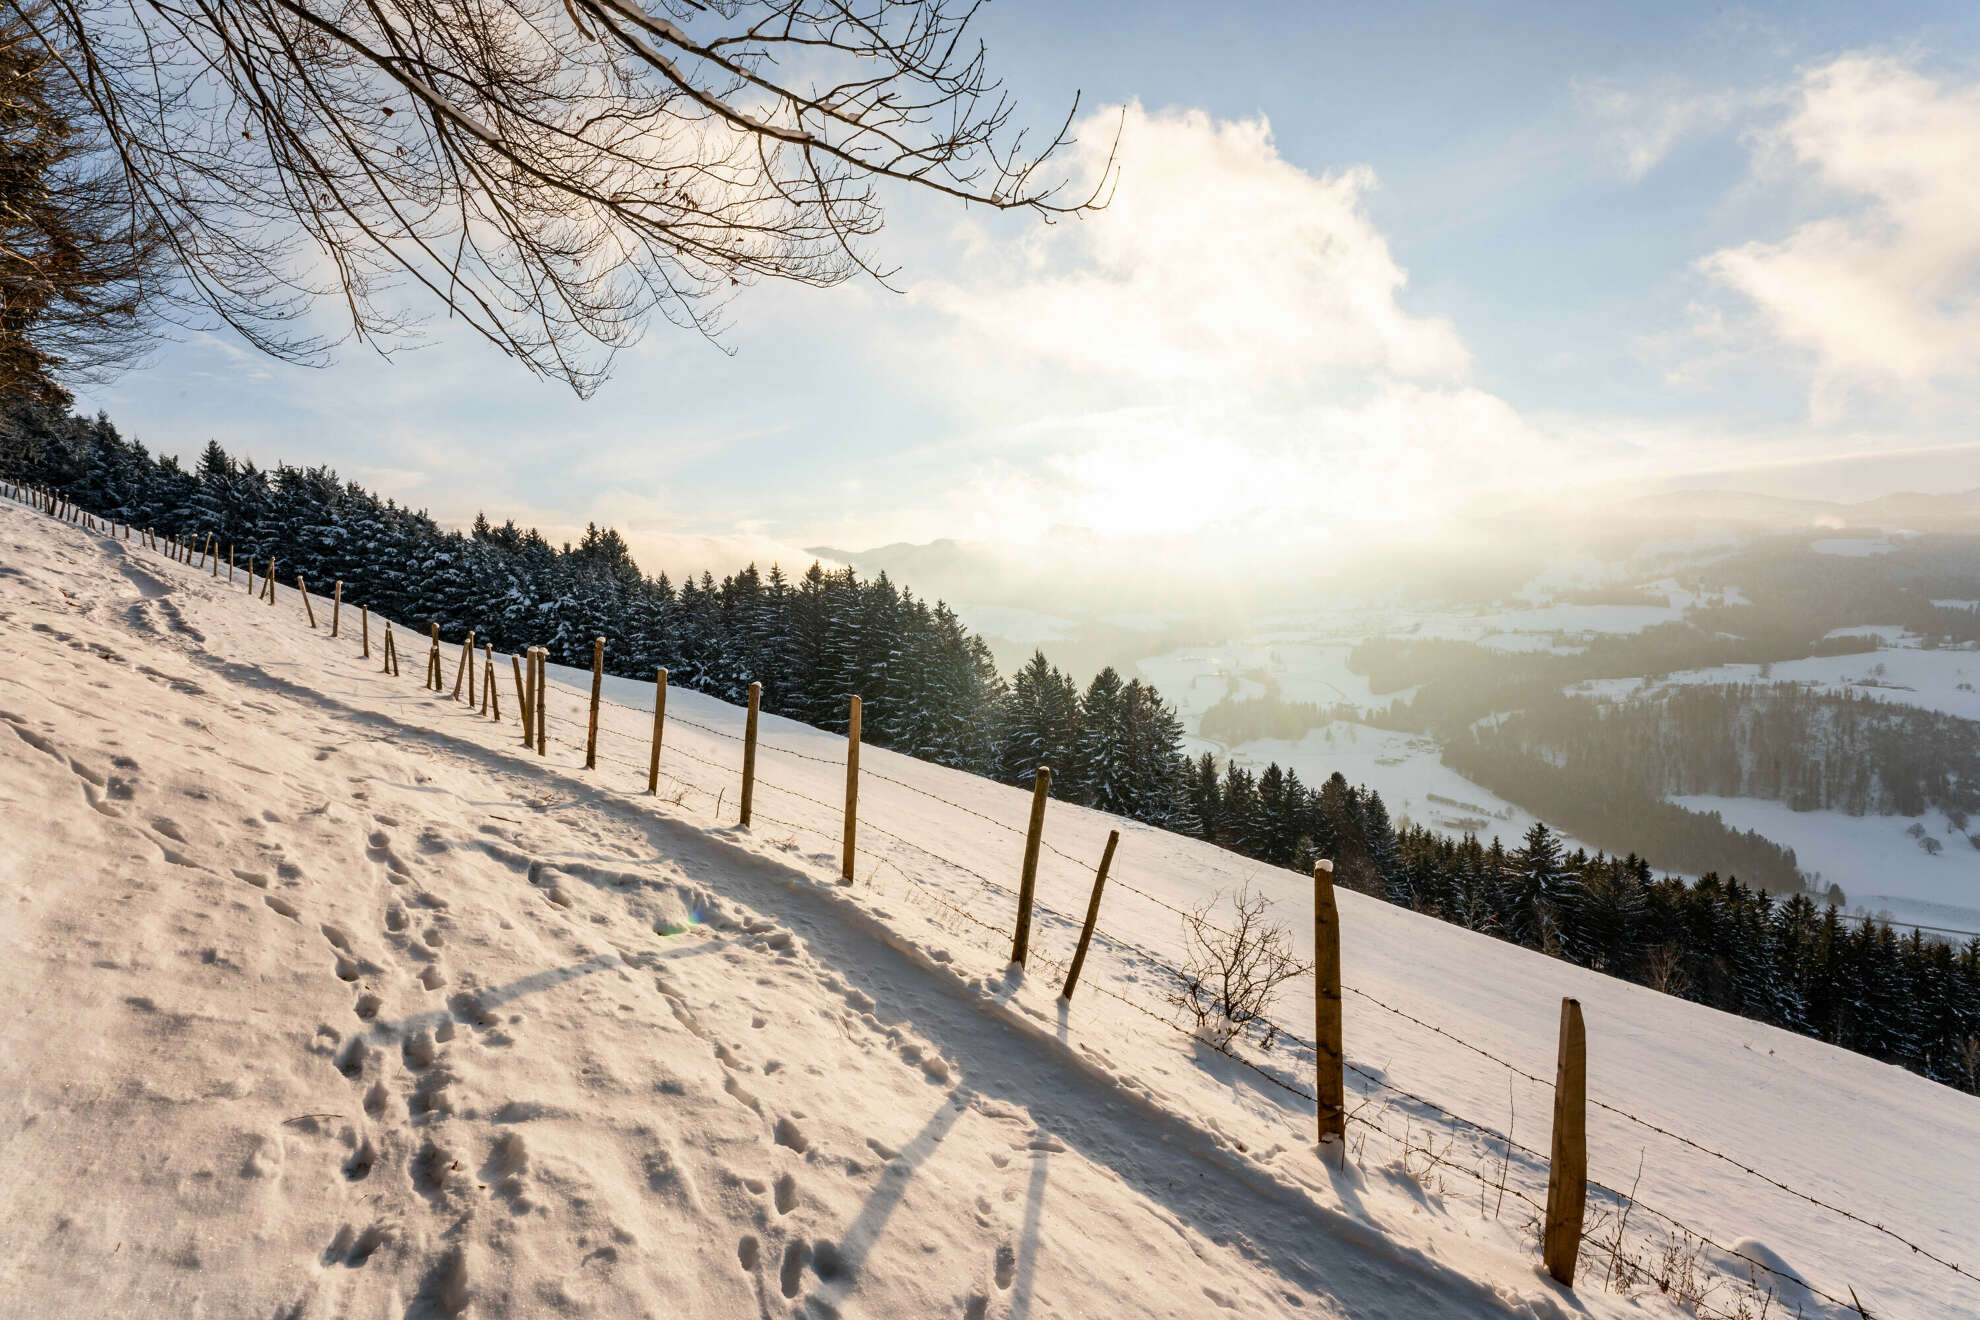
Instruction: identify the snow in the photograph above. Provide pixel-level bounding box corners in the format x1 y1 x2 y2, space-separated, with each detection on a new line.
1810 537 1897 557
1672 797 1980 934
1219 722 1574 843
1820 624 1906 643
1136 642 1416 722
1572 649 1980 721
1413 601 1685 642
4 497 1978 1319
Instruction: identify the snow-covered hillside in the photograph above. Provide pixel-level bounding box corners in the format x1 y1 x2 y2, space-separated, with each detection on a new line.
3 495 1975 1319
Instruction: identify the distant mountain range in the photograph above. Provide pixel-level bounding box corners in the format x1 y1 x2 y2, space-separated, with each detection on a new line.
810 488 1980 619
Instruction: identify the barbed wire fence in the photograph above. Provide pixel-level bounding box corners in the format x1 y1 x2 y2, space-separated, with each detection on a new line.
7 478 1971 1319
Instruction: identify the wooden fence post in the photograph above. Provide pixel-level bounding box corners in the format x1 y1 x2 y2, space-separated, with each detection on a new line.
513 653 532 745
265 558 276 603
297 576 317 628
840 695 861 882
1314 859 1345 1145
209 536 218 575
585 636 604 770
331 581 341 637
1060 829 1120 1000
534 649 547 757
228 543 234 581
647 668 668 794
739 681 761 825
1543 997 1587 1288
452 631 474 700
361 605 370 659
427 623 442 690
1010 766 1052 966
485 645 499 720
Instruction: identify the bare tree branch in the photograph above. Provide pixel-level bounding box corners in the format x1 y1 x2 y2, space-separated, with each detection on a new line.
19 0 1115 394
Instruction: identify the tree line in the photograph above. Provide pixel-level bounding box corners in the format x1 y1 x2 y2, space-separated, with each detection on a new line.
6 397 1977 1092
1471 684 1980 825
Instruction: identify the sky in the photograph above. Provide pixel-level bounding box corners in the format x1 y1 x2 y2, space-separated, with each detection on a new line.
76 0 1980 583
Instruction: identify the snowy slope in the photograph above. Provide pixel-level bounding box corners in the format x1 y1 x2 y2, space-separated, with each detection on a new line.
1672 797 1980 935
2 496 1976 1319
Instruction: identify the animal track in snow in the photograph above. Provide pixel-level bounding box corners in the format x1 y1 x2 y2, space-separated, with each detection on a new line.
773 1172 798 1215
324 1221 390 1267
343 1138 376 1182
779 1241 811 1298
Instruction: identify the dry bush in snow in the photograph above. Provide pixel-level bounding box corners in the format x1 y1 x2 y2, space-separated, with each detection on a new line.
1167 882 1307 1050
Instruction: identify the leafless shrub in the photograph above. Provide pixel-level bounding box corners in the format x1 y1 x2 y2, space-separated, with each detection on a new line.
1166 882 1307 1050
1646 941 1690 997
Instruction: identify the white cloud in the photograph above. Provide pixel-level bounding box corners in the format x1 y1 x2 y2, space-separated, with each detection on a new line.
1572 76 1757 181
1700 56 1980 418
886 103 1569 550
918 103 1469 390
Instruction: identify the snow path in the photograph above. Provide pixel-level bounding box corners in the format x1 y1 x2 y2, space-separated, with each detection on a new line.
0 516 1593 1315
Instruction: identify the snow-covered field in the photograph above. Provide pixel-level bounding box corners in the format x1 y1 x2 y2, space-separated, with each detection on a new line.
1574 647 1980 723
1136 642 1415 722
1220 722 1584 847
1673 797 1980 934
4 496 1977 1318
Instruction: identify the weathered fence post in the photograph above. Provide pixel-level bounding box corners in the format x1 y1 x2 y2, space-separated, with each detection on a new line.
331 581 342 637
528 649 541 749
382 622 396 674
1061 829 1120 999
1010 766 1052 966
228 544 234 581
739 681 761 826
427 623 442 690
452 630 474 700
647 668 668 794
209 536 218 575
585 636 604 770
1314 859 1345 1145
840 695 861 882
297 576 317 628
264 558 277 603
361 605 371 659
486 645 499 720
513 653 532 745
1544 997 1588 1287
244 554 254 592
534 649 547 757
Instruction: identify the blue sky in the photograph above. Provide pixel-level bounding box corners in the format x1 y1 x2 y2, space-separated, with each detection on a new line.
78 1 1980 579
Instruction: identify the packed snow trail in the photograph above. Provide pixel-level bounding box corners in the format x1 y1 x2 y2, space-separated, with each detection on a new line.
1 495 1973 1318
